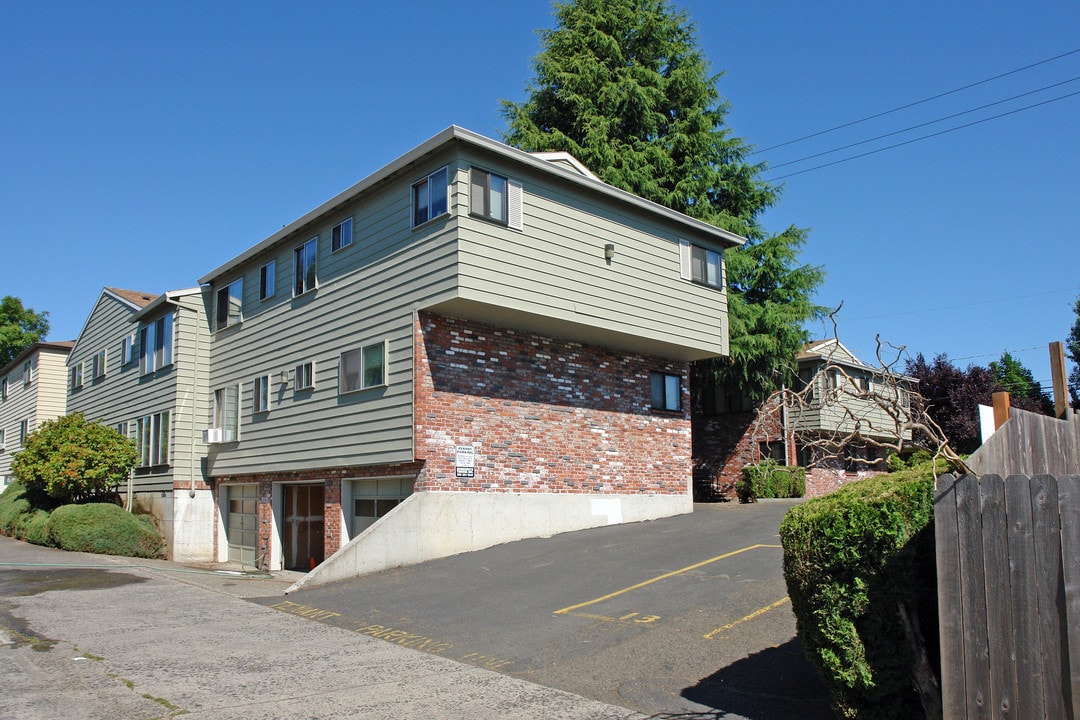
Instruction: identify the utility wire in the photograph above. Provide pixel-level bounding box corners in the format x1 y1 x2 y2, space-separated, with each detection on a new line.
752 47 1080 155
768 75 1080 170
846 285 1080 322
766 88 1080 181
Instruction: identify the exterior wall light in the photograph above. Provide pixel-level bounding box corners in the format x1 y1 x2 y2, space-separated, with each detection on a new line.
604 243 615 260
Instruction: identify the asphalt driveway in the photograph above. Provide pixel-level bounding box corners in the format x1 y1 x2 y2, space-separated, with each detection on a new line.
254 499 834 718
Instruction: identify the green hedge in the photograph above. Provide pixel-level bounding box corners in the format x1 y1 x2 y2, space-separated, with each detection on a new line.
737 459 806 502
779 462 940 719
0 481 164 559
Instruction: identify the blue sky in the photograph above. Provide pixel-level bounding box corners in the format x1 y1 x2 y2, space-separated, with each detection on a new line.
3 1 1078 392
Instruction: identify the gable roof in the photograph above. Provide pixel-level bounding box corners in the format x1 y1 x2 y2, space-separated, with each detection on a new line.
70 287 159 357
0 341 75 377
132 287 203 322
198 125 746 286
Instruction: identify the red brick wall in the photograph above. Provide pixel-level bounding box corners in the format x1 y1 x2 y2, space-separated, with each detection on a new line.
414 312 692 496
692 395 790 500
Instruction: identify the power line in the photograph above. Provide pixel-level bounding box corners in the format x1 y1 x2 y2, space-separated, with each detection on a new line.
767 75 1080 170
752 47 1080 155
765 88 1080 181
846 285 1080 322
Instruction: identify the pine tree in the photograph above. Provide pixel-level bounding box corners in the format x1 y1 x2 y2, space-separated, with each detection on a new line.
502 0 824 399
1067 296 1080 409
988 351 1051 415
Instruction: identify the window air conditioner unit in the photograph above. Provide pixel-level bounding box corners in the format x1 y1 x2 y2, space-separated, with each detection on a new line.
204 428 224 444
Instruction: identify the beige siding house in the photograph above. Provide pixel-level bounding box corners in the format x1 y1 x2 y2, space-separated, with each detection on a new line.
67 287 214 560
0 342 74 487
197 126 742 582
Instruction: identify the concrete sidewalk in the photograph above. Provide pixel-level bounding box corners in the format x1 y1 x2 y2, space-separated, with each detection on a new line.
0 537 643 719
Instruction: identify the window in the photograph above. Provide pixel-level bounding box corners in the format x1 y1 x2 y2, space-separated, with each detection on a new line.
650 371 681 412
1 378 7 401
295 361 314 391
19 420 28 445
253 375 270 413
121 332 138 365
352 477 414 535
294 238 317 296
470 168 508 224
116 421 128 437
217 278 243 329
23 361 32 386
70 363 84 390
260 261 276 301
679 240 723 289
213 385 240 442
340 341 386 394
91 349 106 379
140 313 173 374
0 428 5 452
760 441 786 463
332 218 353 252
136 411 170 467
412 167 448 227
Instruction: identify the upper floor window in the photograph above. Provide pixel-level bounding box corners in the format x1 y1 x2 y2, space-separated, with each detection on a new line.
23 361 32 386
91 349 106 380
412 167 448 227
260 261 276 301
253 374 270 414
294 238 317 296
0 428 5 451
1 377 7 401
679 240 722 289
70 363 84 390
295 361 315 391
650 371 682 412
339 341 386 394
470 168 508 224
332 218 353 252
121 332 138 365
212 385 240 443
19 419 28 445
140 313 173 375
217 278 243 329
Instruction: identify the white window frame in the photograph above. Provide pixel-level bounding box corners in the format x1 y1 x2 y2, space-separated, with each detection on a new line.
260 261 276 301
213 385 240 442
116 421 128 438
411 167 449 227
121 332 138 365
678 239 723 289
294 237 318 296
253 374 270 414
136 411 170 468
331 217 353 252
650 371 682 412
91 349 106 379
470 167 509 224
217 278 244 329
339 340 387 394
140 313 174 375
70 362 84 390
295 361 315 391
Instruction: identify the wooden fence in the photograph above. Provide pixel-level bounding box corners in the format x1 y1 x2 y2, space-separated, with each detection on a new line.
968 407 1080 477
935 473 1080 719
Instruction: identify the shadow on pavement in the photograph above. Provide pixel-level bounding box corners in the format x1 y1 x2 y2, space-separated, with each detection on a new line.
671 637 835 720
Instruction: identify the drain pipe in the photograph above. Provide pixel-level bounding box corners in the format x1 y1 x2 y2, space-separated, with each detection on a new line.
781 384 791 466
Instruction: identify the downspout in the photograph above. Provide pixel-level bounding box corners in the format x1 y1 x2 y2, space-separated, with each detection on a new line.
127 467 134 511
781 384 791 466
189 302 198 498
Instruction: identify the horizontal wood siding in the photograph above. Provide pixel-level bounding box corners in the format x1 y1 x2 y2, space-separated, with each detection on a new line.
67 292 204 494
453 153 728 358
0 349 69 477
204 160 462 478
169 295 212 490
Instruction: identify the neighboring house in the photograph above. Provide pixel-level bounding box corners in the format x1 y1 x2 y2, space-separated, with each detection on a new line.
66 287 214 561
0 341 74 487
196 125 744 581
693 338 916 498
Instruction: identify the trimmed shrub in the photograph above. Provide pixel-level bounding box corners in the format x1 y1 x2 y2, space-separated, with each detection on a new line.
779 462 941 719
46 504 164 559
737 459 806 502
0 481 31 535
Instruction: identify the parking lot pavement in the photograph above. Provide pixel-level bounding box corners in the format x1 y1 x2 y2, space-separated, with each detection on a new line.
256 500 834 719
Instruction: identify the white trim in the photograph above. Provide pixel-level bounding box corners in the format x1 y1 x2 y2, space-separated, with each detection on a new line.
678 239 691 281
508 180 523 231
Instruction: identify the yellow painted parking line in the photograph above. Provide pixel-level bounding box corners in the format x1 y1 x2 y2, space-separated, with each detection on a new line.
554 544 782 616
703 596 790 640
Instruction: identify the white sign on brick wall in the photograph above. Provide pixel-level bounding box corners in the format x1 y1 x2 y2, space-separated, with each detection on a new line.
455 445 476 478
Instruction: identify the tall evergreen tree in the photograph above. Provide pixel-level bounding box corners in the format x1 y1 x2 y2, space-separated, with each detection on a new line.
988 351 1052 415
502 0 825 399
0 296 49 368
1068 296 1080 409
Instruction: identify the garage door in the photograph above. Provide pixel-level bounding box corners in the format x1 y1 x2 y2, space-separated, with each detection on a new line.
227 484 258 564
352 477 413 536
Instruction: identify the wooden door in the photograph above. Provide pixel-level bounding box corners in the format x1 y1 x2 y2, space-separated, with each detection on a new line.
283 484 324 571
